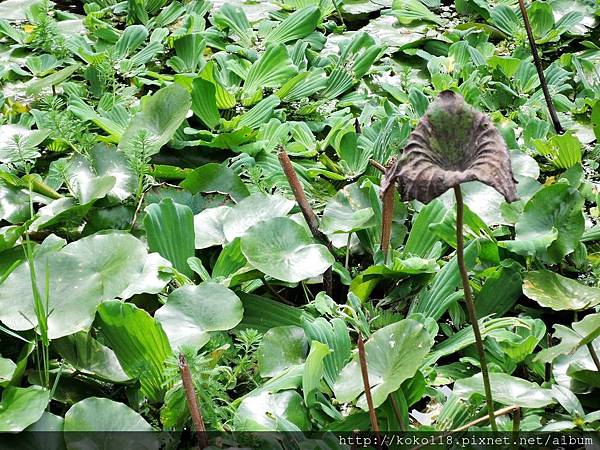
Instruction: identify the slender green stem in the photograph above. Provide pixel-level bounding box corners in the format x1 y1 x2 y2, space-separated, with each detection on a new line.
345 232 352 269
454 186 497 432
586 343 600 372
135 173 144 202
517 0 563 134
25 171 50 388
545 332 552 382
332 0 345 28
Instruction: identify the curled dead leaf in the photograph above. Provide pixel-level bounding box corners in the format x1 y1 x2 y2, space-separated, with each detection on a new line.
383 90 518 204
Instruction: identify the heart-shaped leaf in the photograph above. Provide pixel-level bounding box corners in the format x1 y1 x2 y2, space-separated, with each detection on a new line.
241 217 334 283
119 83 191 156
193 205 230 249
64 397 156 450
321 181 376 234
155 282 243 351
523 270 600 311
223 193 294 242
501 183 584 264
333 318 432 410
181 163 249 202
234 390 310 431
0 232 167 339
257 325 308 378
0 386 50 432
454 372 554 408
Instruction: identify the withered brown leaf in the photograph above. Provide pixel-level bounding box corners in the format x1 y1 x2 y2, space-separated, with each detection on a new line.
383 90 518 204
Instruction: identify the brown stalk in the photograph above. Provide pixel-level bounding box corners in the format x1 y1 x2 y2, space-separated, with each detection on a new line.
517 0 564 134
370 158 395 259
390 394 407 431
512 406 521 450
357 335 381 437
178 353 208 449
278 146 333 296
380 184 395 260
369 159 386 173
454 186 497 432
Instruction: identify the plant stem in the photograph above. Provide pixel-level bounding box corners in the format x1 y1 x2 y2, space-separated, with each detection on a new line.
586 343 600 372
512 406 521 450
545 332 552 382
357 335 380 436
454 186 497 432
369 159 386 174
178 353 208 449
25 174 50 388
278 146 333 297
130 191 146 231
390 394 407 431
345 232 352 269
332 0 345 28
517 0 564 134
380 183 395 260
453 405 518 433
410 405 518 450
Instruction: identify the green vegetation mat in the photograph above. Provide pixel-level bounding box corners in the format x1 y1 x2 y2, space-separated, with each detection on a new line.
0 0 599 443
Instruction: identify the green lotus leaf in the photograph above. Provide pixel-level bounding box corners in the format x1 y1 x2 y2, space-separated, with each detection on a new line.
454 372 555 408
333 318 432 410
234 390 310 431
0 232 167 339
64 397 157 449
523 269 600 311
500 183 584 263
223 193 294 242
0 386 50 432
257 325 308 378
119 83 191 156
155 282 243 351
241 217 334 283
321 181 376 234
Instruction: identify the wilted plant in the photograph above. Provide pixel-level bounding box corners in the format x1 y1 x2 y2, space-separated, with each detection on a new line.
382 90 519 431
